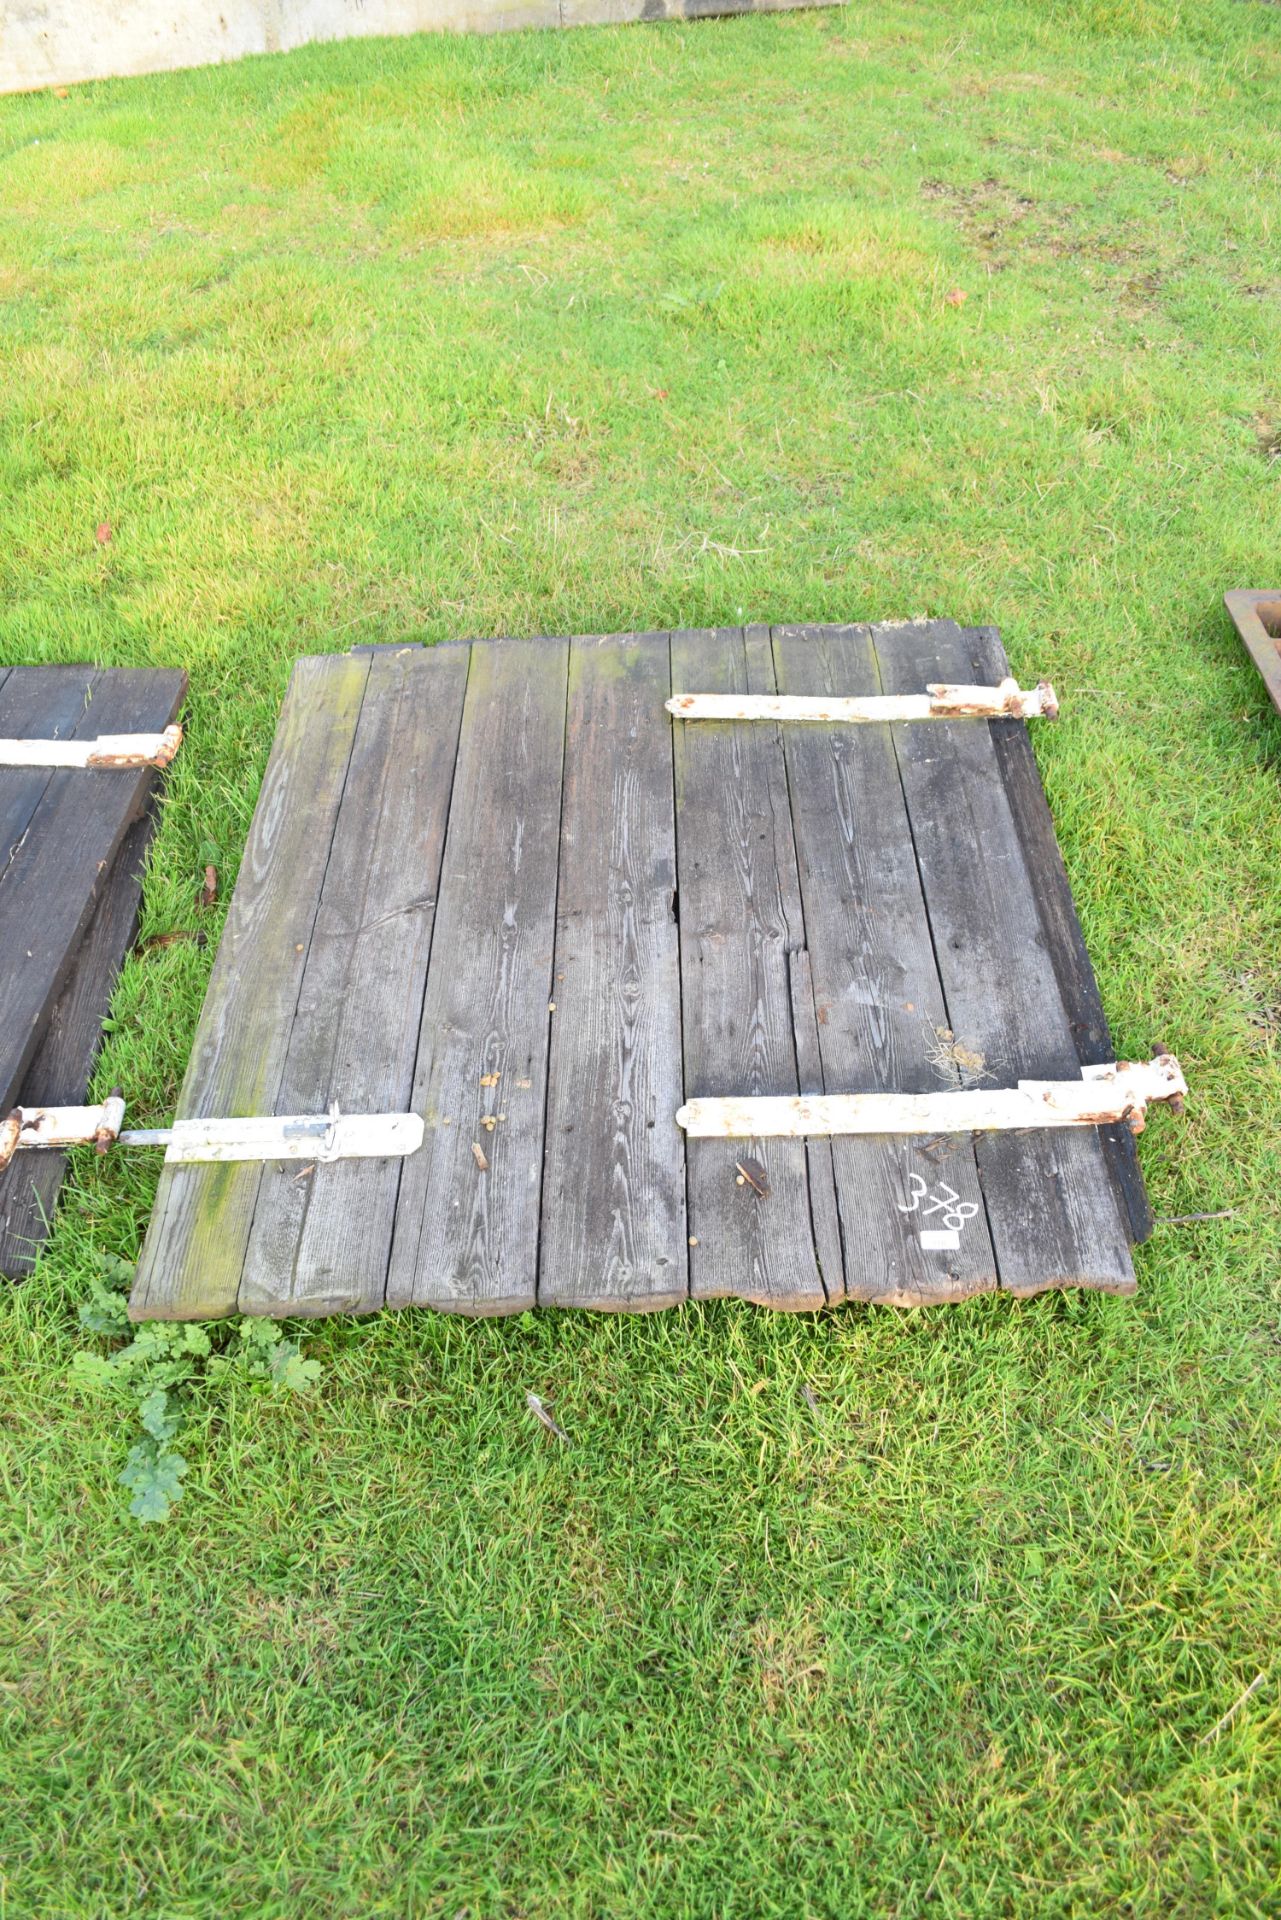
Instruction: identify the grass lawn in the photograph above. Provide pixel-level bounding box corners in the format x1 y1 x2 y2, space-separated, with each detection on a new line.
3 0 1281 1911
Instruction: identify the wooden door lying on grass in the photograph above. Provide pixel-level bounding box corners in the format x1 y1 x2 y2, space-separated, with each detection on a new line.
0 665 187 1276
129 625 1145 1321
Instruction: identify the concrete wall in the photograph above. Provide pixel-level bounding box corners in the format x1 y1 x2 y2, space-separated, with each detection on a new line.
1 0 832 93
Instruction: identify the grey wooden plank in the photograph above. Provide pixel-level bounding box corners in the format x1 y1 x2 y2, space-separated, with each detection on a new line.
671 626 826 1311
0 669 186 1118
872 620 1134 1297
0 669 101 900
0 669 105 1106
786 949 846 1303
0 806 155 1275
773 625 998 1304
964 625 1152 1244
238 646 470 1316
539 633 686 1311
386 636 569 1315
130 655 371 1320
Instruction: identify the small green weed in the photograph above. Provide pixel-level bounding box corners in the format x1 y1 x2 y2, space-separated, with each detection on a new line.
71 1254 321 1522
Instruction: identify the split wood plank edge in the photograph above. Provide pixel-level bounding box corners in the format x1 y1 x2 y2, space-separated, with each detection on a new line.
677 1055 1186 1138
0 724 183 770
0 1103 423 1166
665 678 1058 724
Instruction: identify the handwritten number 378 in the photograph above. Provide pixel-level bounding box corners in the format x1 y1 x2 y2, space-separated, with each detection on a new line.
896 1174 979 1233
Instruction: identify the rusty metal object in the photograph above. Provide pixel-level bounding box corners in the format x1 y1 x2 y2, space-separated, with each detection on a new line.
0 1109 22 1173
1151 1044 1184 1118
679 1055 1188 1139
84 723 184 770
94 1089 127 1155
666 680 1058 724
1224 591 1281 718
926 675 1059 721
7 1093 127 1154
149 724 184 768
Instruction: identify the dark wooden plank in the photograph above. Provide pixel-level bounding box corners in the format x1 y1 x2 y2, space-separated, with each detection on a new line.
539 634 686 1311
872 621 1134 1297
786 948 847 1303
386 637 570 1315
671 626 826 1311
130 655 371 1320
0 669 101 904
965 625 1152 1244
238 646 470 1316
0 669 186 1117
773 625 998 1304
0 806 156 1275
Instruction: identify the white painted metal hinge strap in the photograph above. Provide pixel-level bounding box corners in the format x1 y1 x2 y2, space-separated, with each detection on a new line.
665 678 1058 724
676 1056 1187 1139
0 724 184 770
0 1100 423 1169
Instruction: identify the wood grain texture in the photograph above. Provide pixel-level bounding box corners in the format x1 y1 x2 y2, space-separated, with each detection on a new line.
128 625 1141 1320
386 637 569 1315
872 621 1134 1298
773 624 998 1304
130 655 371 1319
965 625 1152 1244
539 634 686 1310
0 669 102 1113
238 646 469 1315
671 626 825 1310
0 671 183 1112
0 669 101 910
786 948 846 1301
0 806 154 1274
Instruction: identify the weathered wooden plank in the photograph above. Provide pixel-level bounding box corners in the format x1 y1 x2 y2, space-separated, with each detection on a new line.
786 949 846 1301
872 621 1134 1297
0 669 101 902
0 806 155 1275
671 626 825 1310
238 646 469 1316
386 637 569 1315
130 655 371 1320
965 625 1153 1244
0 669 105 1112
0 670 186 1119
773 625 998 1304
539 634 686 1311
